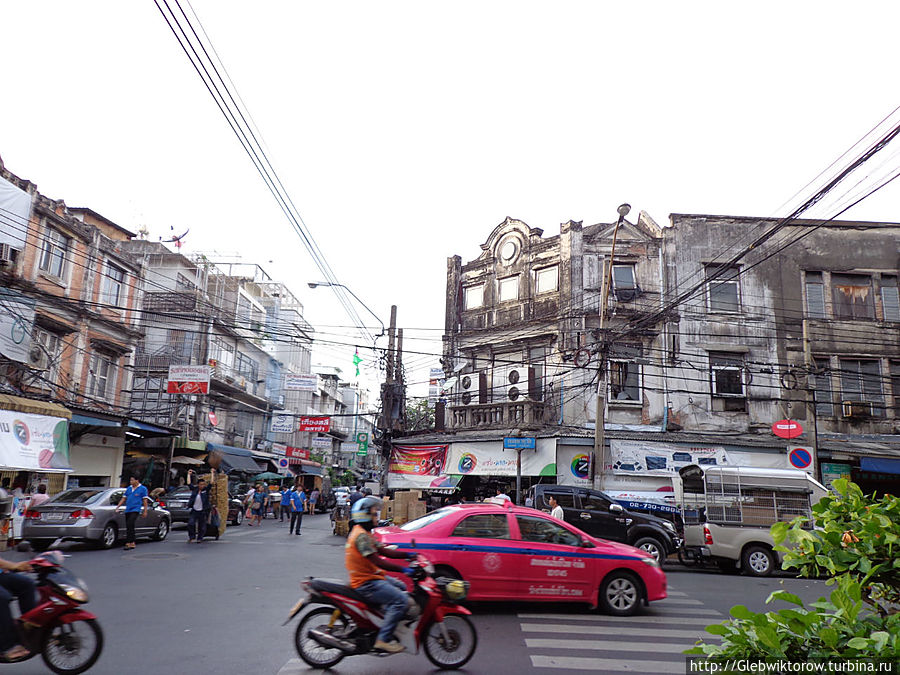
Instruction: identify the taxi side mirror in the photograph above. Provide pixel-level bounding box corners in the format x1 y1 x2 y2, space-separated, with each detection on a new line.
581 538 595 548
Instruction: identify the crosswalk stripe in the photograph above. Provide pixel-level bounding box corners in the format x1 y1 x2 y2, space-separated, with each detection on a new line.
651 607 722 616
517 614 715 625
520 623 711 639
654 598 704 605
525 638 690 653
531 655 684 672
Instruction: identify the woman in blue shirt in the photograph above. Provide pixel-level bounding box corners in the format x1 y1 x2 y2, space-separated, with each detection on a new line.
116 476 149 550
249 484 268 527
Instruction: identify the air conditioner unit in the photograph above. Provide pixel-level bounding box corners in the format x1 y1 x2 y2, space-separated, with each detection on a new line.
842 400 873 418
458 372 487 406
27 346 48 371
0 244 18 267
244 429 255 449
496 365 535 402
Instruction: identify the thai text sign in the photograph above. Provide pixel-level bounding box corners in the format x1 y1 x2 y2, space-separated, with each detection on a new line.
284 374 318 391
270 412 294 434
167 365 210 394
298 416 330 433
285 446 309 460
311 436 332 448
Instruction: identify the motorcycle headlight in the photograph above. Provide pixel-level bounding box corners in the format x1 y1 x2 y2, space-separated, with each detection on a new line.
60 583 89 603
442 579 469 602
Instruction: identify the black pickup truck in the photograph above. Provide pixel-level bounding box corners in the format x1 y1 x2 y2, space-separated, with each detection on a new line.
526 484 681 562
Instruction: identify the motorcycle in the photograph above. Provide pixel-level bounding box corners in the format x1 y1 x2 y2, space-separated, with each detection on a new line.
0 551 102 674
285 555 477 670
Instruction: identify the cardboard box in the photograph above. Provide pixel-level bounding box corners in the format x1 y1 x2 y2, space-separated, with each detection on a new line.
407 500 426 522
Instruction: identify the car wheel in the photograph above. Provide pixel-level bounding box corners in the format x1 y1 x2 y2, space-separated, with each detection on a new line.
152 519 170 541
231 509 243 526
742 545 775 577
633 536 665 563
599 571 642 616
99 524 117 550
433 565 464 582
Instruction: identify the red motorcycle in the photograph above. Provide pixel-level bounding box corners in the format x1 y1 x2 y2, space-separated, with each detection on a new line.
0 551 102 674
286 555 477 669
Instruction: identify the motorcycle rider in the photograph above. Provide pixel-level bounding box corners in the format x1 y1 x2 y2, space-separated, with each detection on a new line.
0 556 35 661
345 496 416 654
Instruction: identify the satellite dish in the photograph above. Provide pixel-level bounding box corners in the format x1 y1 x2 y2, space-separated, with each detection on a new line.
452 359 467 373
440 377 458 393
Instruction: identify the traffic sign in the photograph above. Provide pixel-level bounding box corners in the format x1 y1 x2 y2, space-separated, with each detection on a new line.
357 449 368 457
772 419 803 439
356 432 369 444
789 447 812 469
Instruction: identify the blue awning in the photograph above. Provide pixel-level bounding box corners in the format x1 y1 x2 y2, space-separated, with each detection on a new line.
71 413 120 428
126 419 176 435
300 465 323 476
206 443 264 474
860 457 900 475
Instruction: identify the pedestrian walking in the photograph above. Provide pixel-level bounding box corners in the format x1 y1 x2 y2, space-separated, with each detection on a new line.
115 475 149 550
308 488 319 514
348 486 363 508
280 486 293 522
548 494 564 520
249 484 267 527
290 485 306 535
270 487 282 520
186 468 214 543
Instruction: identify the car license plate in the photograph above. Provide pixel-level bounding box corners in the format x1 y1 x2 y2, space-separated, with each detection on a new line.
170 501 186 507
44 513 65 521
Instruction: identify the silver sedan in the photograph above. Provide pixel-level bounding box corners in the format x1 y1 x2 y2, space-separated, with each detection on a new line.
22 487 171 550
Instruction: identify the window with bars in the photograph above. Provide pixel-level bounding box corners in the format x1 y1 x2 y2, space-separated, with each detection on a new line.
881 276 900 321
39 228 69 278
892 362 900 418
839 358 884 417
805 271 826 318
811 358 834 417
706 265 741 313
832 274 875 320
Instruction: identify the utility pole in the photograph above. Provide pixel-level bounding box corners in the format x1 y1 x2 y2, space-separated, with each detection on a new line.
802 317 820 478
379 305 398 495
593 203 631 492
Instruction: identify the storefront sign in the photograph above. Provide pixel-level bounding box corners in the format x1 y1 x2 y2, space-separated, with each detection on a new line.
311 436 332 449
0 410 71 471
166 365 210 394
447 440 556 477
388 445 448 488
0 289 35 364
285 446 309 460
821 462 852 491
284 374 318 391
503 437 536 450
557 446 593 486
298 416 330 433
270 412 295 434
340 442 358 453
271 443 287 456
608 439 734 476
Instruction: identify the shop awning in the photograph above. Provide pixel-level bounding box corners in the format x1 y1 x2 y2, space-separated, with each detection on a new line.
126 419 177 435
0 394 71 419
71 414 120 427
300 459 323 476
171 456 206 466
860 457 900 475
206 443 265 474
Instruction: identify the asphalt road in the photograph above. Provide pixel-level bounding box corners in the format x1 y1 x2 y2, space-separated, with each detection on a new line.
1 514 830 675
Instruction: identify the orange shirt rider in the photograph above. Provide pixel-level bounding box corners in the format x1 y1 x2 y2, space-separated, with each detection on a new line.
345 524 411 588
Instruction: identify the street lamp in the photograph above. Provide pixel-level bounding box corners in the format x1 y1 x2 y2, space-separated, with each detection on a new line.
307 282 386 338
593 203 631 490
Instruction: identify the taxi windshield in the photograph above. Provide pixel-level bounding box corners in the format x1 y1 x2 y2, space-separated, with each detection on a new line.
399 508 454 531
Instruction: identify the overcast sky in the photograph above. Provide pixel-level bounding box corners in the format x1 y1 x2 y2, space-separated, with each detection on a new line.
2 2 899 398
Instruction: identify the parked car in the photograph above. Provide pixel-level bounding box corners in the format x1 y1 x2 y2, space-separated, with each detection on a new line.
22 487 171 550
526 484 681 563
159 486 244 528
376 502 667 615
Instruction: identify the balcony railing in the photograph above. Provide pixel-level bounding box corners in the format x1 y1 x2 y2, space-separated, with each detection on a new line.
447 400 548 431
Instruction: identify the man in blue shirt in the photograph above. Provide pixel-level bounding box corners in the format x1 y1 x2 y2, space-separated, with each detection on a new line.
289 486 306 536
280 486 293 523
116 476 149 550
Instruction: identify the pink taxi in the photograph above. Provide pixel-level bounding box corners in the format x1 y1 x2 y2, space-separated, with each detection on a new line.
376 501 667 615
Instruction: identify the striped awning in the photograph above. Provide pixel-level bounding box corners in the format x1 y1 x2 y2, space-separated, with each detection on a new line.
0 394 71 419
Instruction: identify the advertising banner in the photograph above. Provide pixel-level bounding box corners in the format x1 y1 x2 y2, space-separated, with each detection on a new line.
0 410 71 471
285 446 309 460
340 442 358 454
446 440 556 477
608 439 734 477
387 445 449 489
298 416 330 433
311 436 332 449
284 374 318 391
166 365 210 395
269 412 294 434
556 446 594 486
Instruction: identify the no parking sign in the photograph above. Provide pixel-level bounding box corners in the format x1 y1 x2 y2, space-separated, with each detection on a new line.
788 446 815 476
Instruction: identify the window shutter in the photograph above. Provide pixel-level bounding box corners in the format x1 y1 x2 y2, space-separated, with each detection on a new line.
882 285 900 321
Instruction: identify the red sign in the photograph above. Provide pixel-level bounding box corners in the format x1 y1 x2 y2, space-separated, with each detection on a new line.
167 365 210 395
298 416 330 433
772 419 803 439
285 446 310 460
208 411 218 427
389 445 447 476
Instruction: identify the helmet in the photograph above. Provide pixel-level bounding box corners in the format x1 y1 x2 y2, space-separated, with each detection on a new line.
350 496 383 524
362 487 373 496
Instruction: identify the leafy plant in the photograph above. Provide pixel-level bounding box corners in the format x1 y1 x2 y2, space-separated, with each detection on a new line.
688 479 900 660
